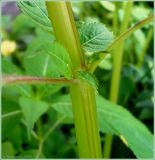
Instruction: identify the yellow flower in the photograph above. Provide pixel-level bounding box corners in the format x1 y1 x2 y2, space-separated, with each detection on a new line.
1 40 17 56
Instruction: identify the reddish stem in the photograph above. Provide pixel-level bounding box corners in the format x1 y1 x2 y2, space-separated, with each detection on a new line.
2 75 78 85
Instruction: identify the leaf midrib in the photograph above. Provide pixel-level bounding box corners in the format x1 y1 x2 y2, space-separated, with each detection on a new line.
82 32 106 47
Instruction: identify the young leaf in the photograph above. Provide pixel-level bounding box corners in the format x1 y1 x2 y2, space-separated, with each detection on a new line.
19 97 49 140
51 95 153 158
78 22 114 53
76 70 98 89
17 0 52 32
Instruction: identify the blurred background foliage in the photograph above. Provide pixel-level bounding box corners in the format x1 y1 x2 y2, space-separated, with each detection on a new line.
1 1 154 158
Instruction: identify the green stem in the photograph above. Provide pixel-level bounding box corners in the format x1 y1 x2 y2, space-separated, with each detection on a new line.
89 14 154 73
113 2 119 35
2 110 22 118
36 117 64 158
108 14 153 52
103 1 133 158
103 134 113 158
43 117 65 143
137 28 153 67
37 119 42 138
46 2 102 158
36 141 43 158
109 1 133 102
21 119 39 141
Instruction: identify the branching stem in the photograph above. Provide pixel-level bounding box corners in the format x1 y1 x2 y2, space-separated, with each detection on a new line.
35 117 65 158
2 76 78 85
89 14 154 73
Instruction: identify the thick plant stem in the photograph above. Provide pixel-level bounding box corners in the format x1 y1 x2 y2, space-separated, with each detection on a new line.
103 1 133 158
46 2 102 158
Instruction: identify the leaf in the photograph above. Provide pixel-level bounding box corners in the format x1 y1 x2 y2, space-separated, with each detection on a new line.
23 29 58 78
23 37 63 97
24 53 58 77
25 41 72 79
25 28 55 57
19 97 49 140
17 1 114 53
44 42 72 79
51 95 153 158
78 22 114 53
6 125 22 150
2 99 22 139
12 13 36 36
76 70 98 89
96 96 153 158
132 6 151 22
2 141 16 158
2 57 33 97
17 0 52 32
2 58 21 75
20 149 44 158
100 1 115 12
51 95 73 119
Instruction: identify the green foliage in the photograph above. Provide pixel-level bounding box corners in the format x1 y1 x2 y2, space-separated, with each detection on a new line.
76 70 98 89
2 141 16 158
19 97 49 140
17 0 52 32
12 13 36 37
2 58 21 75
25 41 72 79
132 6 152 22
24 52 57 77
25 28 55 57
23 28 56 77
17 1 114 54
2 98 22 140
2 1 153 159
51 94 153 158
44 43 73 79
96 96 153 158
2 58 33 97
78 22 114 53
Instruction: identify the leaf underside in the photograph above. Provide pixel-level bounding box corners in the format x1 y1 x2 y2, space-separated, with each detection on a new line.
17 0 52 32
